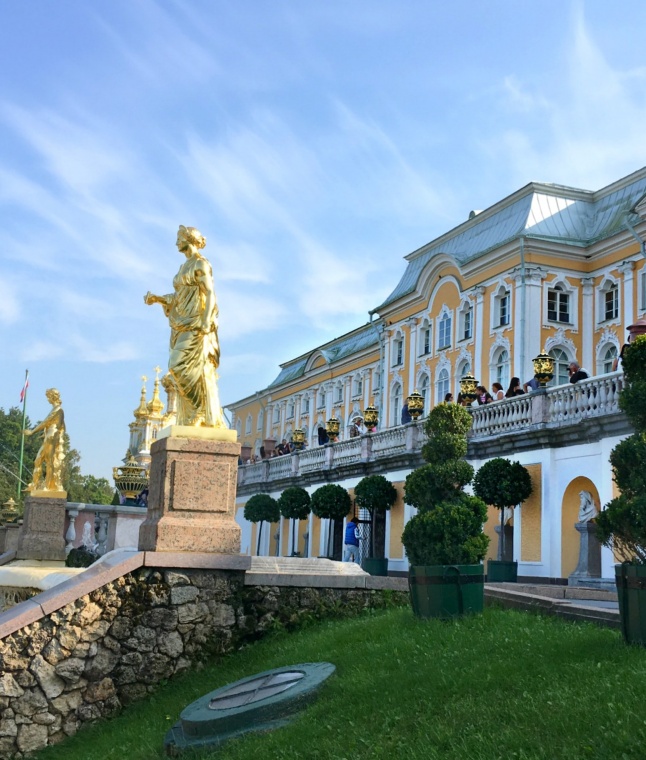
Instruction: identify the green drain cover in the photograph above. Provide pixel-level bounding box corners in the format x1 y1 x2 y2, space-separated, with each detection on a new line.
165 662 335 755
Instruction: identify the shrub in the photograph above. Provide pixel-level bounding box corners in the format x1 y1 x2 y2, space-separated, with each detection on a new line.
354 475 398 559
619 335 646 431
402 402 489 566
65 547 99 568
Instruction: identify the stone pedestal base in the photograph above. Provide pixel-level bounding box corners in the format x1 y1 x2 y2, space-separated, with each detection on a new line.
138 435 241 554
16 496 67 561
569 521 601 586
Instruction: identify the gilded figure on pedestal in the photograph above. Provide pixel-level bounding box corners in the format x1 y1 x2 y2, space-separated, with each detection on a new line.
145 226 226 428
25 388 66 493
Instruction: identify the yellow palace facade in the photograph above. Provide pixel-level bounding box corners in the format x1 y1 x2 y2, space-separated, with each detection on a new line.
227 167 646 581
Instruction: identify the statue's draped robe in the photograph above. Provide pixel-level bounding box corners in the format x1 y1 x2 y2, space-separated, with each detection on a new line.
163 255 226 427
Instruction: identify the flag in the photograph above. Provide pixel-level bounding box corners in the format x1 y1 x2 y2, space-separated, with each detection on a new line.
20 373 29 403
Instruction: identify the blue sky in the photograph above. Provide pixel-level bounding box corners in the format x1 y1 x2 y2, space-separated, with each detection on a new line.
2 1 646 482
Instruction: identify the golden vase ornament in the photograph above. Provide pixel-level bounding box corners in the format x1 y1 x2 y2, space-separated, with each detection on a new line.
532 352 554 387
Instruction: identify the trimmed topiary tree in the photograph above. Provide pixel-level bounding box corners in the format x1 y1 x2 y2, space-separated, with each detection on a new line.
244 493 280 556
354 475 397 559
473 458 533 561
278 486 311 556
402 402 489 567
311 483 352 558
597 335 646 563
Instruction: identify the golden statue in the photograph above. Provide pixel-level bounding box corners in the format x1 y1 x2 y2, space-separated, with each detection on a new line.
25 388 66 494
145 226 226 428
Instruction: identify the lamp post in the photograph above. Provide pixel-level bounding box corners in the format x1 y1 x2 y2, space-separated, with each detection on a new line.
459 373 478 405
326 417 340 442
406 390 424 420
363 405 379 432
532 352 554 387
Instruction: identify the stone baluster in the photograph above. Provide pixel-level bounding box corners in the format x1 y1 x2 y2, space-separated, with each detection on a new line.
96 512 109 556
65 509 78 555
361 433 372 462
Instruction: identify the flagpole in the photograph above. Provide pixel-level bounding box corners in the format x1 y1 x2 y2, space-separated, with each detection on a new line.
17 369 29 500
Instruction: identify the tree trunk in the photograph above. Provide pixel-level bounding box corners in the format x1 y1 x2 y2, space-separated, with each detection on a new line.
499 508 505 561
291 519 297 555
370 509 376 559
257 520 263 556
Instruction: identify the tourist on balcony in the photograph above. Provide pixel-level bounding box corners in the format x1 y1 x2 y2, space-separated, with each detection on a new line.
568 362 589 384
475 386 493 405
318 426 329 445
505 377 525 398
444 393 454 403
492 382 505 401
401 403 412 424
276 439 290 455
612 331 632 371
343 516 361 563
523 377 540 393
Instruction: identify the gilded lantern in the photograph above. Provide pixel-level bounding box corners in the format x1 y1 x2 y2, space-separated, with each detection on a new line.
407 390 424 420
532 352 554 387
363 405 379 431
459 373 478 404
326 417 340 441
1 498 19 525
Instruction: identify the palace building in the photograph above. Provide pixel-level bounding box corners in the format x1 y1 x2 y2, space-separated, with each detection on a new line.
228 167 646 580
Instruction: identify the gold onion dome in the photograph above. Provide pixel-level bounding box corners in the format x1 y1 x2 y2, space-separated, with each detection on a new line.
133 376 148 419
147 376 165 418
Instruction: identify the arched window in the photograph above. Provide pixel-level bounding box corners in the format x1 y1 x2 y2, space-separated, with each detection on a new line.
257 409 264 431
456 359 471 396
602 345 618 374
391 383 402 427
494 349 510 389
245 414 252 435
438 313 452 350
549 348 571 385
419 320 432 356
437 368 449 403
419 374 430 414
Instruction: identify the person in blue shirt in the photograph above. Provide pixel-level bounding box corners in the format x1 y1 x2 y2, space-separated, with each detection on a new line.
343 516 360 563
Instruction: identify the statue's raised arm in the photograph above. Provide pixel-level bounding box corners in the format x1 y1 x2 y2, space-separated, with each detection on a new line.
145 226 226 428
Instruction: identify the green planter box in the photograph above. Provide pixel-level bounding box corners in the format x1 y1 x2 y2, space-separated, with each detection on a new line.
615 564 646 645
361 557 389 576
487 559 518 583
408 564 484 619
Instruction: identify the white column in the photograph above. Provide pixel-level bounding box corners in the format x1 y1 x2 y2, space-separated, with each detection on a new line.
344 376 352 424
581 276 595 372
473 286 485 382
382 331 392 428
620 260 636 328
295 394 302 428
406 317 418 395
265 403 273 439
523 267 547 380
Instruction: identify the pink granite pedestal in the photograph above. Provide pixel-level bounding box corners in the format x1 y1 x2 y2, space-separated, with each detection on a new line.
16 495 67 561
138 435 241 554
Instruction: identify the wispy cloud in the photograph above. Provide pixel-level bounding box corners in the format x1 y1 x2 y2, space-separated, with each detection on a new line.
0 277 20 324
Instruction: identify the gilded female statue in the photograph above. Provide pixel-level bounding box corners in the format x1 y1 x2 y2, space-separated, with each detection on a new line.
145 226 226 428
25 388 66 492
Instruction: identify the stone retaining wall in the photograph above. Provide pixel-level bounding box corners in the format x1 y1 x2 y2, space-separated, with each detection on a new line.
0 565 407 758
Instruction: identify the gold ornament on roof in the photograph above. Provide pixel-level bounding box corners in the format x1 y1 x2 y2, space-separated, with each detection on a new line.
144 226 227 428
24 388 66 495
147 366 165 418
134 375 148 418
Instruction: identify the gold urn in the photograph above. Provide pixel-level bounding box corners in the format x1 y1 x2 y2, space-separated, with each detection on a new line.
113 453 149 505
1 498 19 525
407 390 424 420
363 405 379 431
326 417 340 442
532 352 554 387
292 428 305 450
459 373 478 404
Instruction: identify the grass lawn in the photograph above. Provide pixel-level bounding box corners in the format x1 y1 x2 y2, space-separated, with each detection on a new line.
37 607 646 760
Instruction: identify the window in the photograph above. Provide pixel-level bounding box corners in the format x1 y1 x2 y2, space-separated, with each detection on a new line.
549 348 571 386
462 308 473 340
273 406 280 424
495 349 510 389
604 285 619 321
438 314 451 350
437 368 450 403
353 376 363 397
257 409 264 431
419 322 431 355
602 345 618 374
302 397 310 414
245 415 252 435
373 370 381 390
391 383 402 427
419 375 430 414
456 360 471 393
318 390 326 409
547 285 570 323
641 269 646 311
495 290 511 327
335 386 343 403
393 337 404 366
287 402 294 419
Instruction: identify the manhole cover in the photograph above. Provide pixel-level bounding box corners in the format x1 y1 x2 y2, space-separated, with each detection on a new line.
165 662 335 755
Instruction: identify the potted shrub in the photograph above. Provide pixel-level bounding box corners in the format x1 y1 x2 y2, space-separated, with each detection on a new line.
278 486 311 557
354 474 397 576
311 484 352 559
244 493 280 556
473 458 533 582
402 402 489 619
596 334 646 644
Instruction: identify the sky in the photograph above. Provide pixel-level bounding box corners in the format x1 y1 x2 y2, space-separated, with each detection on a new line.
2 0 646 483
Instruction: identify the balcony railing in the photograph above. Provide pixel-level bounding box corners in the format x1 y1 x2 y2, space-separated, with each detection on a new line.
237 372 626 488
